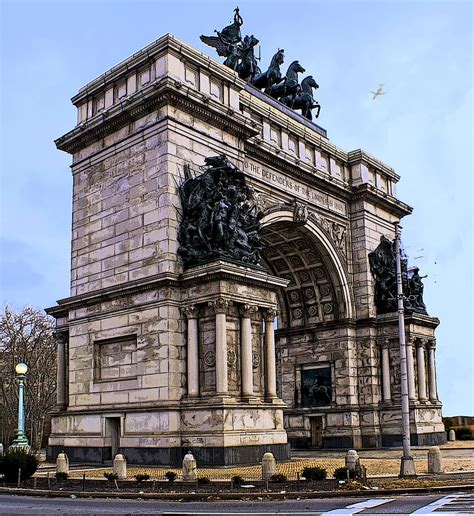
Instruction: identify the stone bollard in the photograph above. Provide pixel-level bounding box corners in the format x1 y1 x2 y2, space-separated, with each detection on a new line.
428 446 444 474
448 429 456 441
182 451 197 481
113 454 127 480
56 452 69 474
261 452 277 480
345 449 359 472
0 443 3 457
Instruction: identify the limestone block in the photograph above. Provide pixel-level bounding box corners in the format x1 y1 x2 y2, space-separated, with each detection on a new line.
182 452 198 481
113 454 127 479
427 446 443 474
262 452 276 480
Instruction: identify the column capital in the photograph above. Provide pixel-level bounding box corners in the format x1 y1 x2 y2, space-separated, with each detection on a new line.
263 308 278 322
427 339 436 350
239 304 258 318
53 330 69 344
208 297 232 314
406 336 415 346
415 337 427 348
380 338 391 349
182 305 199 319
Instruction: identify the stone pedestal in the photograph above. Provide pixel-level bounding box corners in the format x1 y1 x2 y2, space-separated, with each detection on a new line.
182 452 198 481
113 454 127 479
180 260 290 464
428 446 443 474
262 452 277 480
56 452 69 474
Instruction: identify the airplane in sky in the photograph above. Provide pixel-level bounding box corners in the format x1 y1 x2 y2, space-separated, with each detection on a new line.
371 84 386 99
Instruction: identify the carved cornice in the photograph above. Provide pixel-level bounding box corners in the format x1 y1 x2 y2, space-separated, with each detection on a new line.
56 78 259 155
45 272 180 319
352 183 412 218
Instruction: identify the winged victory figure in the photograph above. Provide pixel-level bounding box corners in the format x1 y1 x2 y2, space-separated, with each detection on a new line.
200 7 244 58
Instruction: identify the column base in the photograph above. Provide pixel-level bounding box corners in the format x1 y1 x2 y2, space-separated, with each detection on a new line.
11 430 30 449
265 396 285 405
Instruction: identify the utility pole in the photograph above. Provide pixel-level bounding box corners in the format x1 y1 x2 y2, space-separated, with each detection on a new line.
394 222 416 477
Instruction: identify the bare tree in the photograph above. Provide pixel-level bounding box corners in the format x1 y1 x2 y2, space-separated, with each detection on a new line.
0 306 57 449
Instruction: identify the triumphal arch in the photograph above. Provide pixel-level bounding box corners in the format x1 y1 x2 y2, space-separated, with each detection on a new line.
47 12 445 465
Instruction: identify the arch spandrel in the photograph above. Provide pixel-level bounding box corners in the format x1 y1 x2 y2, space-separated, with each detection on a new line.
261 209 354 324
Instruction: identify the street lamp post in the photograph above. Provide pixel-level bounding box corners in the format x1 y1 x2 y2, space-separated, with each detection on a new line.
11 362 30 448
394 223 416 477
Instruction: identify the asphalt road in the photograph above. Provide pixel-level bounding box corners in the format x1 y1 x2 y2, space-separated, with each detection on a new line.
0 492 473 515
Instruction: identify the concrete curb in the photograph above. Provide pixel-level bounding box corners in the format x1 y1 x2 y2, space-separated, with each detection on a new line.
1 483 474 501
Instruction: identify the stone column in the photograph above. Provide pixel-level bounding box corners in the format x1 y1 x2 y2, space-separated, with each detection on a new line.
263 308 278 399
380 339 391 403
183 305 200 397
209 298 231 396
427 340 438 402
239 304 258 398
416 339 428 402
54 331 68 410
295 367 302 406
406 337 416 401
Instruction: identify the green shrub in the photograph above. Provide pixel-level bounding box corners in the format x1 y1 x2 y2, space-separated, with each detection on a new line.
0 446 39 482
197 477 210 485
55 471 69 481
135 473 150 482
165 471 177 482
302 466 327 481
231 475 244 486
103 472 118 481
270 473 287 483
455 427 474 440
333 467 356 480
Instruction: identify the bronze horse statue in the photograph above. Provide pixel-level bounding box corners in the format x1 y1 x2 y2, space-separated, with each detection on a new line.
280 76 321 120
266 60 305 99
251 49 284 90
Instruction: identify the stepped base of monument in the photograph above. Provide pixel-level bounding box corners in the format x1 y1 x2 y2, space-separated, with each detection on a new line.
47 443 291 466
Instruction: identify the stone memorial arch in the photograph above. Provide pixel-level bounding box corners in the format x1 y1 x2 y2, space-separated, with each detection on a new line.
47 31 445 465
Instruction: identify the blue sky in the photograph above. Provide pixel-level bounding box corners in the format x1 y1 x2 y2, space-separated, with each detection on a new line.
1 0 472 416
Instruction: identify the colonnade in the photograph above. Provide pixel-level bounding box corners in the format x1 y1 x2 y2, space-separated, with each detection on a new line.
183 298 278 400
380 337 438 403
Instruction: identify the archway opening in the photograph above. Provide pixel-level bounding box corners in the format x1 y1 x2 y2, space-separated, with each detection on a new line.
261 221 346 329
